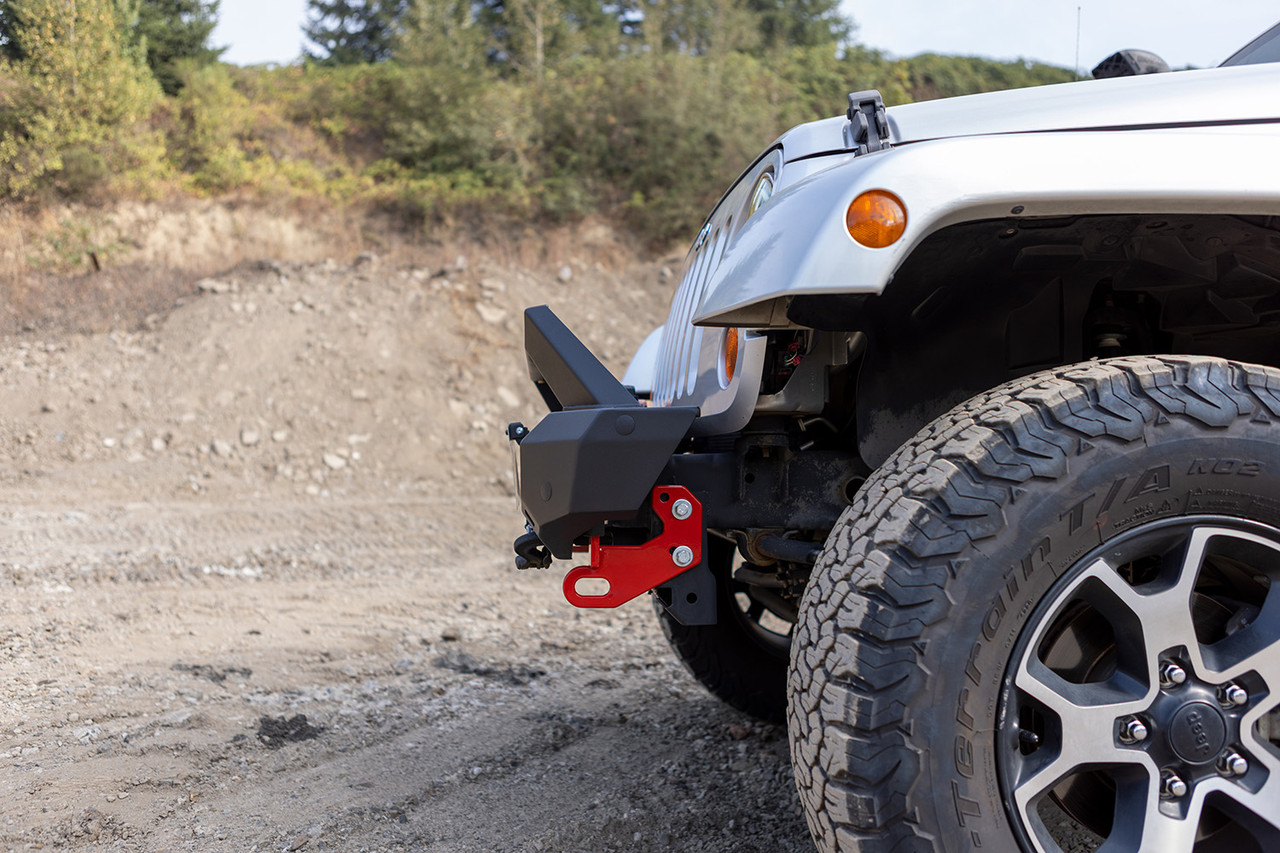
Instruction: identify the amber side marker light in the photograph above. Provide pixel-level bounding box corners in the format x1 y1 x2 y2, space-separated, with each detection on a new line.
846 190 907 248
722 328 740 385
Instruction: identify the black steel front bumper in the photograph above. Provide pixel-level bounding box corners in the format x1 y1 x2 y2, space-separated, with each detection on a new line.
511 306 698 560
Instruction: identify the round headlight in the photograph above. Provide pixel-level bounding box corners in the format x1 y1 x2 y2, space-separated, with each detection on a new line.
748 171 774 218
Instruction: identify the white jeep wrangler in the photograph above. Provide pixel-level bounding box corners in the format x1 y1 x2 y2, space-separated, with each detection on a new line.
511 23 1280 853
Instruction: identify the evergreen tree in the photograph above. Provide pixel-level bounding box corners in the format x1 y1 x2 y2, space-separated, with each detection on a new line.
136 0 224 95
386 0 533 185
304 0 408 65
632 0 759 57
745 0 851 49
476 0 625 76
0 2 24 61
396 0 484 72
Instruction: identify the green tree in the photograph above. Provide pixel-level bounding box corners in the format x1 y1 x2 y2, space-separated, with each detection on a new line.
475 0 626 79
746 0 851 49
376 0 533 219
623 0 849 56
388 0 502 170
135 0 224 95
0 1 25 60
901 53 1073 101
0 0 161 195
557 0 627 57
304 0 407 64
635 0 761 57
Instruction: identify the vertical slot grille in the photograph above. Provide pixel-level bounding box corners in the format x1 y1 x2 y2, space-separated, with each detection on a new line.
654 223 726 406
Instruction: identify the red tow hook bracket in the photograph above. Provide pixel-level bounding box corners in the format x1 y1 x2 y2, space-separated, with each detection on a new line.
563 486 703 609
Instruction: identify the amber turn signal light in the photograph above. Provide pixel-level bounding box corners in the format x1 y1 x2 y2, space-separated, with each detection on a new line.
722 328 739 385
846 190 907 248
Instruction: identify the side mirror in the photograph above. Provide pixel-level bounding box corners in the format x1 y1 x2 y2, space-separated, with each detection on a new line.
1092 49 1171 79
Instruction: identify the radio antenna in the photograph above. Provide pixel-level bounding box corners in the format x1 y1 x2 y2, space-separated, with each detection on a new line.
1074 6 1082 80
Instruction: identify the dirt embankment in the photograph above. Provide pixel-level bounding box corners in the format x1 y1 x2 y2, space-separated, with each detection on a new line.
0 206 813 851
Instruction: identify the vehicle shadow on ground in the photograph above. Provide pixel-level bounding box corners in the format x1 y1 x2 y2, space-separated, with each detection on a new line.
303 673 814 852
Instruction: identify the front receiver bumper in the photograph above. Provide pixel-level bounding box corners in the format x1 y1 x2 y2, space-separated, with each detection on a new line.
511 306 698 561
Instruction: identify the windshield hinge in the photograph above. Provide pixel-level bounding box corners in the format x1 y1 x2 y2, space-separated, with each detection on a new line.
847 90 890 154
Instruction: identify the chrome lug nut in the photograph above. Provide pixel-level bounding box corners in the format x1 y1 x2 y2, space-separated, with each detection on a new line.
1159 661 1187 688
1160 771 1189 799
671 499 693 520
1219 752 1248 777
671 545 695 568
1119 716 1149 744
1220 683 1249 708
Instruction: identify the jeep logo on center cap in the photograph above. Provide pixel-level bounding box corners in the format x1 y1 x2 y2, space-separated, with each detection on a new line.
1169 702 1227 765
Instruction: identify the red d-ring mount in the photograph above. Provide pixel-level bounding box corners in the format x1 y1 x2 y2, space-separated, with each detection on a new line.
563 486 703 609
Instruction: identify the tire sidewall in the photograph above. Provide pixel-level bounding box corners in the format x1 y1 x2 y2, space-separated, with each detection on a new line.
917 416 1280 852
657 538 792 723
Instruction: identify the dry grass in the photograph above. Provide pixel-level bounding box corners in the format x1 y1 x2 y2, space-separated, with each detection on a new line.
0 263 194 337
0 199 669 338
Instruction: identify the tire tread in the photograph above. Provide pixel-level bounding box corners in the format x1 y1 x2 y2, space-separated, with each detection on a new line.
787 356 1280 852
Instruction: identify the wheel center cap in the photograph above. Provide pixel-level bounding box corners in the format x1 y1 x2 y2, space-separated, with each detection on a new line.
1168 701 1227 765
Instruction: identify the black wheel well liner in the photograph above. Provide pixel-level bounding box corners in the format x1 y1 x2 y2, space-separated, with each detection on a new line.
787 213 1280 468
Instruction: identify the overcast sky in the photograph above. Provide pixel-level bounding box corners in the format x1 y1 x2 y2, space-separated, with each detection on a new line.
212 1 1277 72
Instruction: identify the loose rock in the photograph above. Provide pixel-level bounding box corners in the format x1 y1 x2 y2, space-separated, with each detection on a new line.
475 303 507 325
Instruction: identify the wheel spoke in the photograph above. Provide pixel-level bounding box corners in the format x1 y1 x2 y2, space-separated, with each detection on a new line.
1015 656 1146 724
1015 555 1189 704
1214 621 1280 684
1124 793 1203 853
1197 532 1280 680
1082 537 1204 672
1012 662 1147 809
1242 700 1280 770
1222 783 1280 833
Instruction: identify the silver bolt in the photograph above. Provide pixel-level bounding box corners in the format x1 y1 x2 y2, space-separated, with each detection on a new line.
1119 716 1149 744
672 545 695 568
671 499 693 520
1160 771 1188 799
1219 752 1248 777
1220 684 1249 708
1159 661 1187 688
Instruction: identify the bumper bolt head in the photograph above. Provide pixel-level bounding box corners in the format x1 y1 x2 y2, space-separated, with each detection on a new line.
671 499 693 520
1160 771 1188 799
672 545 695 568
1159 661 1187 688
1219 752 1248 777
1220 684 1248 708
1119 716 1148 744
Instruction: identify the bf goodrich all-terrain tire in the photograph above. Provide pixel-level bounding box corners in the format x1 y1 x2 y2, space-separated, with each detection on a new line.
658 538 792 723
789 356 1280 853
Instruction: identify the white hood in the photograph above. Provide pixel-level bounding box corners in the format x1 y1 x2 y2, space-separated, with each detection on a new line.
775 63 1280 162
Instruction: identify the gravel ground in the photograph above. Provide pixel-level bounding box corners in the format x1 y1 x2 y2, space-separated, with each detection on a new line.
0 248 815 851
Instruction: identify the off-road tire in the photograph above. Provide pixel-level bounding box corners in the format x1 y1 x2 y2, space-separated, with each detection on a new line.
788 356 1280 852
657 539 791 723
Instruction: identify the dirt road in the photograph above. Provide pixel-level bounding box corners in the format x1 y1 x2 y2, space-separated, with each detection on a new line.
0 248 812 851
